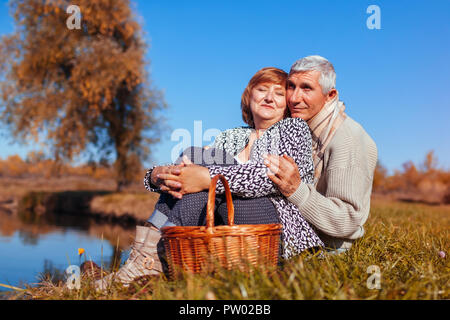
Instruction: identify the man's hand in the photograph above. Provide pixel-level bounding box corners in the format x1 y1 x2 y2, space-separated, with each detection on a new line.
264 154 301 197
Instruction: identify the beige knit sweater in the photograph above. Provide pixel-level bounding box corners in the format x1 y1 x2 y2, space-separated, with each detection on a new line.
287 116 378 250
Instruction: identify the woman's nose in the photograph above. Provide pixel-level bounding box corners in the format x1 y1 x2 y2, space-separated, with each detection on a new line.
264 90 274 102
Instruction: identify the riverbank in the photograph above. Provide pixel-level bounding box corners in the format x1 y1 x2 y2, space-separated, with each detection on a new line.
3 199 448 300
2 176 447 227
0 176 160 224
1 174 449 300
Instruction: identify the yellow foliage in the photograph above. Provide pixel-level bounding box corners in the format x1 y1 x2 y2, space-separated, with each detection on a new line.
0 154 127 182
0 0 166 190
373 151 450 204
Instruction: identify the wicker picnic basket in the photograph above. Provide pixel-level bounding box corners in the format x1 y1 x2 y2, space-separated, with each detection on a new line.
161 174 282 278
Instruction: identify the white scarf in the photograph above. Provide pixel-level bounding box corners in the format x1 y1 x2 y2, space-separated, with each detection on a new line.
307 95 347 185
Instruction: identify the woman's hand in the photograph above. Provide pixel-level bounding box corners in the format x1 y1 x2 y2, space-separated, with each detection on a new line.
179 164 211 195
264 154 301 197
156 160 211 199
151 164 184 198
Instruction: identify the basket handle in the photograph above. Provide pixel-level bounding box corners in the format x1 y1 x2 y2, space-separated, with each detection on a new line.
206 174 235 229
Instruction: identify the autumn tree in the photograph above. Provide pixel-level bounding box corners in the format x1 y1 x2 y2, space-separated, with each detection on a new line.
0 0 165 190
372 160 388 192
421 151 438 173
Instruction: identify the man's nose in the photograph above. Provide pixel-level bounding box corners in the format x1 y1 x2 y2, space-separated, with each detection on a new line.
289 88 303 106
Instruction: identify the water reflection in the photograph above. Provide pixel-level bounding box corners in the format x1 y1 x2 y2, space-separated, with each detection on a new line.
0 206 137 290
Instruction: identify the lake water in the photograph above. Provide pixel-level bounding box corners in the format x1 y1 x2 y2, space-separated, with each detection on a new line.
0 209 135 291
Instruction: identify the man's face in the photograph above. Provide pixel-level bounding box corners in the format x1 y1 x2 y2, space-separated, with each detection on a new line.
286 70 331 121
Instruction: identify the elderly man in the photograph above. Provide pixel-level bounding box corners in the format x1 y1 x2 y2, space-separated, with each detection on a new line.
263 55 378 252
95 55 377 289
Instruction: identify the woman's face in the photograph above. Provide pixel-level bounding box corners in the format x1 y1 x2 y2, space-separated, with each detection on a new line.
249 82 287 129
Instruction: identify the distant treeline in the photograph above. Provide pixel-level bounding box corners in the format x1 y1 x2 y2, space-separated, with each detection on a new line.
0 151 121 181
1 150 449 203
373 151 449 204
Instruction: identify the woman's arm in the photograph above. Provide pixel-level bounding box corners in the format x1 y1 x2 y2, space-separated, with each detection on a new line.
207 118 314 197
144 165 184 195
146 119 314 198
207 161 279 197
143 128 235 194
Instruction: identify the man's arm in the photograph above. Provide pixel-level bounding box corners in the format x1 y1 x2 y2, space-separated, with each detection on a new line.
265 130 378 239
287 166 373 238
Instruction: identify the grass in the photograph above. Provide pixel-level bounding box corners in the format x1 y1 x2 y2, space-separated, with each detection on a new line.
4 199 449 300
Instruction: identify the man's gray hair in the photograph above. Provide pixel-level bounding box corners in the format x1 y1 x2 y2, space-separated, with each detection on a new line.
289 55 336 94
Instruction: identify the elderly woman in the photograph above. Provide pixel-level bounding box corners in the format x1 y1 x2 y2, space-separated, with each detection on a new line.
96 67 323 289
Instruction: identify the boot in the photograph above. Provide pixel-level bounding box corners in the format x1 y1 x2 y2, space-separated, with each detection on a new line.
95 225 164 290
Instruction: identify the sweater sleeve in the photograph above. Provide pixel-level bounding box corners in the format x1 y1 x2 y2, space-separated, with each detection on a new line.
207 118 314 197
287 131 377 239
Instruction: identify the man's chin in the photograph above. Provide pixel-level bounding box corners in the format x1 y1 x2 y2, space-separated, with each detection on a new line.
290 112 308 120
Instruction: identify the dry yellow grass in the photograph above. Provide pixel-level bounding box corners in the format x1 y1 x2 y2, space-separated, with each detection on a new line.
89 192 160 222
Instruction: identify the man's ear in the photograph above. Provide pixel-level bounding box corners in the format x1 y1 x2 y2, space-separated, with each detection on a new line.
325 88 337 102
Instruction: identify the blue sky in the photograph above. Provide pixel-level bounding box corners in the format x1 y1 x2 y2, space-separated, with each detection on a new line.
0 0 449 173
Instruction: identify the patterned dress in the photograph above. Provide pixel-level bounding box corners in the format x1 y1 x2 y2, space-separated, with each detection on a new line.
206 118 324 258
144 118 324 258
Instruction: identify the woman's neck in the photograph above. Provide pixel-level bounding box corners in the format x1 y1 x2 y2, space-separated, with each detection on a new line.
253 128 266 139
254 119 276 137
237 122 271 163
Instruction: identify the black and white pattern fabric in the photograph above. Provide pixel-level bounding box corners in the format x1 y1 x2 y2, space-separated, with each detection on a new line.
143 118 324 258
207 118 324 259
150 146 281 228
